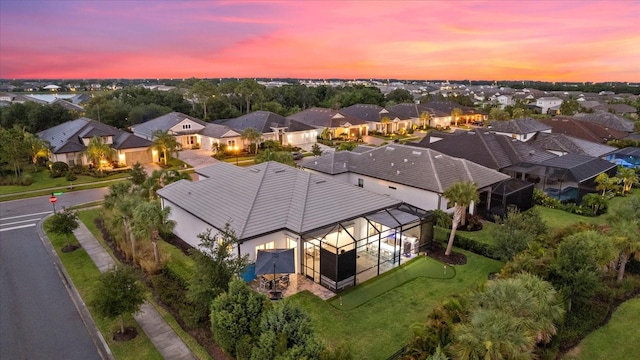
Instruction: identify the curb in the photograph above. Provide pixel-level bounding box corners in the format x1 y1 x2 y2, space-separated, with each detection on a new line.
37 215 114 360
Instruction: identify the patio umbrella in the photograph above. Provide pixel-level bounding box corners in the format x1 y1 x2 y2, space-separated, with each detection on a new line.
255 249 295 281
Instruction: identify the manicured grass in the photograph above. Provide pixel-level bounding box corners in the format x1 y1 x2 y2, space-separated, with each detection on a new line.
289 249 504 359
0 168 129 195
45 218 163 360
328 256 455 310
535 206 603 228
564 297 640 360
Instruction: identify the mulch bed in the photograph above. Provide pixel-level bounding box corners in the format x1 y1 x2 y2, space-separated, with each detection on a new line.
113 326 137 341
61 244 80 253
424 241 467 265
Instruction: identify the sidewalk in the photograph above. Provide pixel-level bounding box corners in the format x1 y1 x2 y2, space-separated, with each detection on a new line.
73 222 197 360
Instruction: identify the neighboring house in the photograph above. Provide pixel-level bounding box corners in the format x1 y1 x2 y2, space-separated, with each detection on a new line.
488 117 552 142
220 110 317 149
38 117 153 166
538 116 628 144
387 103 452 128
535 97 563 114
51 98 84 112
497 95 514 108
419 100 485 126
516 154 617 202
300 143 511 217
530 133 616 157
286 107 368 140
573 110 635 133
158 161 433 292
131 112 241 152
605 147 640 169
339 104 411 135
593 103 638 118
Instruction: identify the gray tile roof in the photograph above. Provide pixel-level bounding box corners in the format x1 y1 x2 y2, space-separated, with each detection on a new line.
200 123 239 138
531 133 616 157
488 117 552 134
301 143 510 193
539 117 627 143
222 110 287 133
131 112 207 138
573 110 635 132
414 130 557 170
158 161 402 240
287 107 367 128
339 104 402 122
610 147 640 157
37 117 150 153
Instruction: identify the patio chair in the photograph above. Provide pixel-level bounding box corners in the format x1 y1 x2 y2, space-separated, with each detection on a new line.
259 276 268 290
280 274 290 287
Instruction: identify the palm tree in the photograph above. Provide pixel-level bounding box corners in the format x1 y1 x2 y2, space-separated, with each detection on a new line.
451 108 463 127
84 136 115 173
380 116 391 135
618 167 639 195
450 308 534 360
607 196 640 282
419 111 432 129
595 173 621 196
241 127 263 154
24 132 50 171
151 130 181 166
104 182 139 261
442 181 479 256
131 201 176 267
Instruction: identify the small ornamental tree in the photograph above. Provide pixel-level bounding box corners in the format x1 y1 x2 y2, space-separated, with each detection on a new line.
91 266 145 338
311 143 323 157
491 208 548 261
45 208 79 251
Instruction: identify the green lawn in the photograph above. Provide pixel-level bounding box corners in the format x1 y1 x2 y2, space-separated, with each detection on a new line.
0 167 130 194
534 206 603 228
564 297 640 360
289 249 504 359
45 218 163 360
328 256 455 311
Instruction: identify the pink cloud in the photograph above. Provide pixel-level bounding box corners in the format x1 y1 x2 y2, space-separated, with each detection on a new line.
1 0 638 81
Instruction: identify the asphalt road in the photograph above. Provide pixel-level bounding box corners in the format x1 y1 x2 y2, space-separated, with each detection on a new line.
0 188 109 360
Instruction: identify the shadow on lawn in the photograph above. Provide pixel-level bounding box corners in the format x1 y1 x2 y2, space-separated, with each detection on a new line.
328 256 457 311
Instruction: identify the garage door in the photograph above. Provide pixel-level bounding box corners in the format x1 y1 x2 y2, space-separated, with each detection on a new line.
126 149 152 165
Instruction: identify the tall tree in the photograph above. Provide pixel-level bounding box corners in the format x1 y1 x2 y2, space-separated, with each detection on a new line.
595 173 621 196
91 266 145 336
491 208 548 261
241 127 263 154
606 196 640 282
151 129 181 166
104 182 139 260
189 80 217 120
45 208 79 250
451 108 463 126
84 136 115 173
0 125 29 176
442 181 479 256
187 224 249 325
131 201 175 267
237 79 265 114
618 167 639 195
419 111 432 129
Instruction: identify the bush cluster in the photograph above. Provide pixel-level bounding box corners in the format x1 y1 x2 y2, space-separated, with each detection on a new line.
0 174 34 186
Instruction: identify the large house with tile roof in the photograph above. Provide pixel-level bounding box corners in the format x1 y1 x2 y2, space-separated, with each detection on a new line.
131 112 241 152
530 133 616 158
339 104 411 135
219 110 318 149
286 107 369 140
38 117 153 167
538 116 628 144
573 110 635 133
158 161 433 292
300 143 511 216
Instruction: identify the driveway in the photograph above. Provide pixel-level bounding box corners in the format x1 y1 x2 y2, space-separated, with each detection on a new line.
178 149 219 169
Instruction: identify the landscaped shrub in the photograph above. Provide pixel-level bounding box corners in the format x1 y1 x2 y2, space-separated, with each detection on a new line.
432 209 452 229
459 214 483 232
437 227 497 259
0 174 35 186
50 161 69 178
65 171 77 182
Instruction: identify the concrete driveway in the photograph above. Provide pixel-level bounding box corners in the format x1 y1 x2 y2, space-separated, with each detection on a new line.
178 149 219 169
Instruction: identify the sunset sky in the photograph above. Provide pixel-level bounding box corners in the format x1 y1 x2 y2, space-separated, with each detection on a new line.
1 0 638 82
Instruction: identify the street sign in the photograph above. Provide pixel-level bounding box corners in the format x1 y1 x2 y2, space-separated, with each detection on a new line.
49 196 57 204
52 192 63 196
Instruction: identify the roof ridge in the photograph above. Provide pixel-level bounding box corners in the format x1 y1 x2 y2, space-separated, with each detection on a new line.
237 163 269 238
477 131 500 168
460 158 474 182
288 171 312 232
427 149 443 193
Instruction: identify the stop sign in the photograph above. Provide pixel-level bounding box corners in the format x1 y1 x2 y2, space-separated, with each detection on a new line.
49 196 57 203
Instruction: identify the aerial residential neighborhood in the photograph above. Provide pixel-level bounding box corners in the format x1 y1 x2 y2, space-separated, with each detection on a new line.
2 1 640 360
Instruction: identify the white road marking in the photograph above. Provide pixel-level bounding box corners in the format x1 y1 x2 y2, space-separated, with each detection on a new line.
0 211 52 221
0 224 36 232
0 218 42 227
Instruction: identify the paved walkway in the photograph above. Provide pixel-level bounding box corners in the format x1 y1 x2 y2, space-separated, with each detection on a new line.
73 222 197 360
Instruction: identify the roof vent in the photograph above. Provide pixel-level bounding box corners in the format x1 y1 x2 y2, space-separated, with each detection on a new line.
315 180 326 184
369 153 372 157
404 159 408 162
250 168 261 173
391 162 394 167
314 161 318 165
529 150 535 156
275 169 285 173
396 170 400 175
412 151 421 155
343 162 347 167
386 146 395 151
435 154 443 159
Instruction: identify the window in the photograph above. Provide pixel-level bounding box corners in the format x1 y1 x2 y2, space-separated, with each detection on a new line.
358 178 364 188
182 124 191 130
255 241 275 257
227 140 236 147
